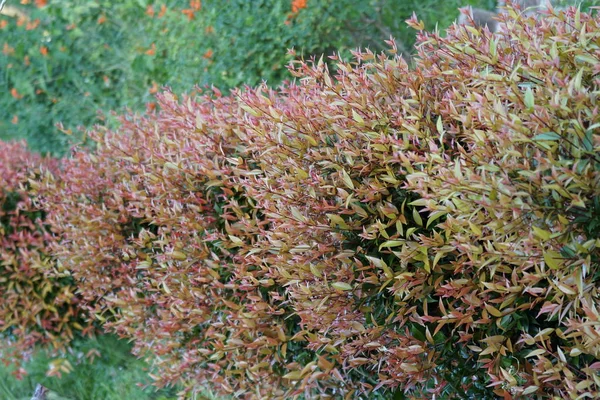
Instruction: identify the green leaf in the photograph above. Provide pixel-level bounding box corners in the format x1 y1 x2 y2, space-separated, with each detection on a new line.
331 282 353 291
379 240 404 250
543 250 564 270
341 169 355 190
426 210 447 229
412 207 423 227
583 129 593 151
524 87 535 109
533 132 561 141
532 226 551 241
352 110 364 124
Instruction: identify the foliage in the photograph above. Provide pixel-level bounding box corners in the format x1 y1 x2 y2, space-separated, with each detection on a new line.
0 141 92 374
1 0 515 155
398 6 600 397
27 4 600 400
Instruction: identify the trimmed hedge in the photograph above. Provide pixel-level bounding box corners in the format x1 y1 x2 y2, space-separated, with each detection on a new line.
19 4 600 399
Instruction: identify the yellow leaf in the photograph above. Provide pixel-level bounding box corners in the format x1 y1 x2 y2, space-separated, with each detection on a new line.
332 282 353 291
171 250 187 260
282 371 303 380
533 226 551 241
525 349 546 358
544 250 564 270
485 304 503 318
341 169 355 190
327 214 350 229
412 207 423 227
352 110 364 124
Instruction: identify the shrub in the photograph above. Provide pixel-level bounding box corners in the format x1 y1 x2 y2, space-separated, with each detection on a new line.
39 5 599 399
39 93 296 397
0 141 91 375
398 6 600 398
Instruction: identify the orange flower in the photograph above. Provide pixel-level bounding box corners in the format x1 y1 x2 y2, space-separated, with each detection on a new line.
39 46 48 56
2 42 14 55
205 25 214 34
202 49 213 59
11 88 23 99
20 0 31 4
158 4 167 18
291 0 307 13
182 9 195 20
0 20 8 30
26 19 40 30
146 5 155 17
149 81 159 94
34 0 48 7
190 0 201 11
97 15 107 24
145 43 156 56
11 115 19 124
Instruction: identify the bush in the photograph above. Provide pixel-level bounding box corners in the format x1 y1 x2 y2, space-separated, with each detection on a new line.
38 5 599 399
0 141 92 375
398 6 600 398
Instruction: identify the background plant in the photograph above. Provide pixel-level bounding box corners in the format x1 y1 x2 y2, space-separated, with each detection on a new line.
0 334 218 400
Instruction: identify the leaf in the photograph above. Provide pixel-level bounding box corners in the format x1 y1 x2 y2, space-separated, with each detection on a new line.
366 256 393 278
412 207 423 227
379 240 404 250
533 132 561 141
426 210 447 229
532 226 551 241
522 386 539 395
524 87 535 109
408 199 428 207
543 250 564 270
485 304 503 318
171 250 187 260
341 169 355 190
331 282 353 291
290 207 307 222
327 214 349 229
525 349 546 358
282 371 303 380
352 110 364 124
240 104 260 117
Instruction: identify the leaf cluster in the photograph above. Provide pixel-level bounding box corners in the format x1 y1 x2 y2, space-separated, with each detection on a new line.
0 141 93 374
6 4 600 399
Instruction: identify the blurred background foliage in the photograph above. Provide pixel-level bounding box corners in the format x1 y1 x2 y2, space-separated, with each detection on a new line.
1 0 507 155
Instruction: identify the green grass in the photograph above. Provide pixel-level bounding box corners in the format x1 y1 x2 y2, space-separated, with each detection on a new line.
0 335 221 400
